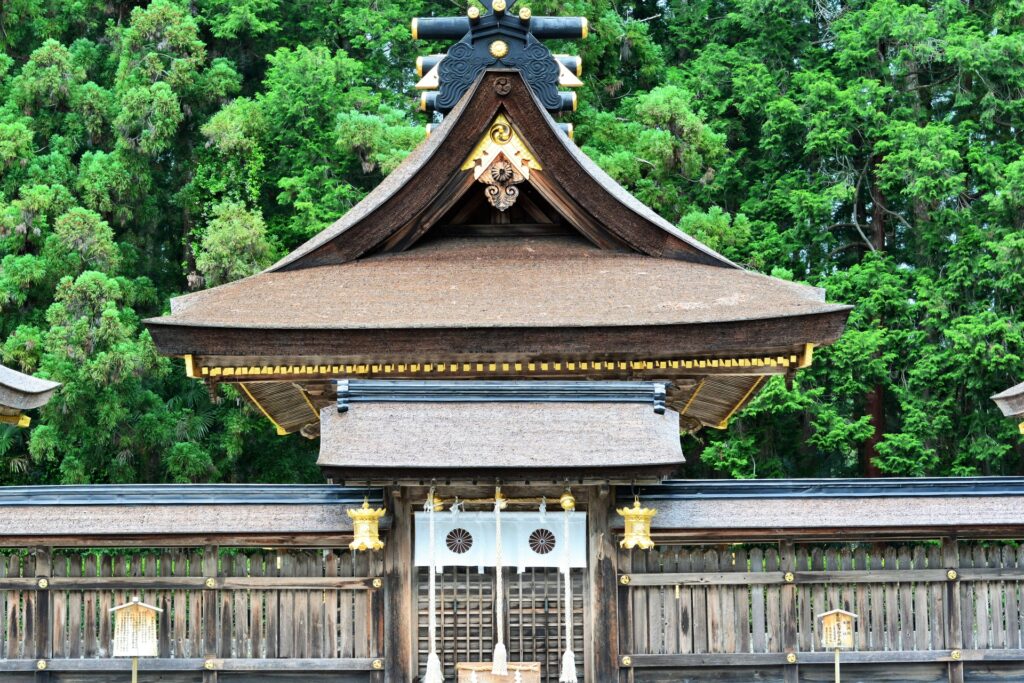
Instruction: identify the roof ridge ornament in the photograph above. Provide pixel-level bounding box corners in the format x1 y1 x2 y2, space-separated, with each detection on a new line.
412 1 586 116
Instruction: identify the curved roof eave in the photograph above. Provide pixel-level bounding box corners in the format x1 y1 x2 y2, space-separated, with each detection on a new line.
267 69 738 273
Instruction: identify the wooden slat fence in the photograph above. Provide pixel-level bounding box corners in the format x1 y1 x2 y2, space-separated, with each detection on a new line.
617 540 1024 681
0 546 384 680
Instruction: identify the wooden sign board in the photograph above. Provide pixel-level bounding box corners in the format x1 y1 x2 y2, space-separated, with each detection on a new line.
110 599 162 657
456 662 541 682
819 609 857 650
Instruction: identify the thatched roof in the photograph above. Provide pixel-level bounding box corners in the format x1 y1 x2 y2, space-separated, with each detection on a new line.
318 401 683 483
159 236 845 331
992 381 1024 418
0 364 59 411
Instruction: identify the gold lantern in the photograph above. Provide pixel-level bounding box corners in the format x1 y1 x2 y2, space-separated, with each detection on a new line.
348 499 386 551
559 488 576 511
617 497 657 550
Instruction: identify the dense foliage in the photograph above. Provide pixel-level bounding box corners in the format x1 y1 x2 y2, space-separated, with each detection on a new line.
1 0 1021 484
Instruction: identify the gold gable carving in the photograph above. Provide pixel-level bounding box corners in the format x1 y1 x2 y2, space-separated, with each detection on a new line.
461 114 542 212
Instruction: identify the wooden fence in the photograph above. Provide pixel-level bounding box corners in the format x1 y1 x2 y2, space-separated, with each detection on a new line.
0 546 383 682
617 539 1024 682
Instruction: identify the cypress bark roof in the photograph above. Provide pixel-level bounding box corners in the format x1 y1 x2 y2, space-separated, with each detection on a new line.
992 381 1024 418
0 363 60 411
161 236 845 330
317 401 683 483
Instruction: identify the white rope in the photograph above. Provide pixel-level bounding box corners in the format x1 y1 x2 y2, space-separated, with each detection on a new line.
559 506 577 682
492 495 508 675
424 489 443 683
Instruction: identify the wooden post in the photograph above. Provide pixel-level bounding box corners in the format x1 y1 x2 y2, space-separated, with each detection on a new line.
587 485 618 683
942 538 964 683
202 545 219 683
34 547 51 683
780 541 798 683
615 545 632 683
384 487 415 682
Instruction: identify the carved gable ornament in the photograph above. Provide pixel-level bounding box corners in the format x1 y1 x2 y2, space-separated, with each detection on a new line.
461 114 542 211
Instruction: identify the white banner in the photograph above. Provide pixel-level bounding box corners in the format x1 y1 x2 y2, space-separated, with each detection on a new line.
413 510 587 571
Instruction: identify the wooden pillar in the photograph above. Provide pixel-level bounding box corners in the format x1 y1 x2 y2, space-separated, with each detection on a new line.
202 545 219 683
33 547 51 683
780 541 799 683
384 487 415 682
942 538 964 683
587 485 618 683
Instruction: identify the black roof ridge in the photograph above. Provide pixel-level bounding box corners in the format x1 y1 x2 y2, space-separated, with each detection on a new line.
0 484 382 506
628 477 1024 500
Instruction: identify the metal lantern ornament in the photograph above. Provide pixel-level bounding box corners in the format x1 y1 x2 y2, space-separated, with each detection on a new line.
618 497 657 550
348 499 386 551
110 597 163 683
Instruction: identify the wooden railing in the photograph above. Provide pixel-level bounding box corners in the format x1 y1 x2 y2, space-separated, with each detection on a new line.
0 546 384 680
617 540 1024 682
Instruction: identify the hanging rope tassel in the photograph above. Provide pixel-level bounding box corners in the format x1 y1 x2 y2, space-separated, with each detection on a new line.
492 492 508 675
559 505 578 682
424 489 444 683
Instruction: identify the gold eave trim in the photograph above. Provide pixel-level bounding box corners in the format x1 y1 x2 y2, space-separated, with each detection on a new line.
193 350 813 380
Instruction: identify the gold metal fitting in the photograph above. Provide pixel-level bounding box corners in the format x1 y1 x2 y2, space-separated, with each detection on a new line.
424 124 433 138
571 91 578 112
419 93 428 112
467 6 480 19
204 660 217 670
619 574 631 585
620 655 632 667
411 18 419 40
415 55 424 77
372 578 384 589
36 660 47 671
518 6 531 20
581 17 589 39
489 40 509 59
784 572 795 583
37 578 49 589
786 653 798 664
372 659 384 670
951 649 962 661
947 569 958 580
492 0 507 12
559 489 576 511
204 577 216 589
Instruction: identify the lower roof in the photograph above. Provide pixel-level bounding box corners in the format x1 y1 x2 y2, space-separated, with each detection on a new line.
633 478 1024 539
0 485 379 546
318 397 684 484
